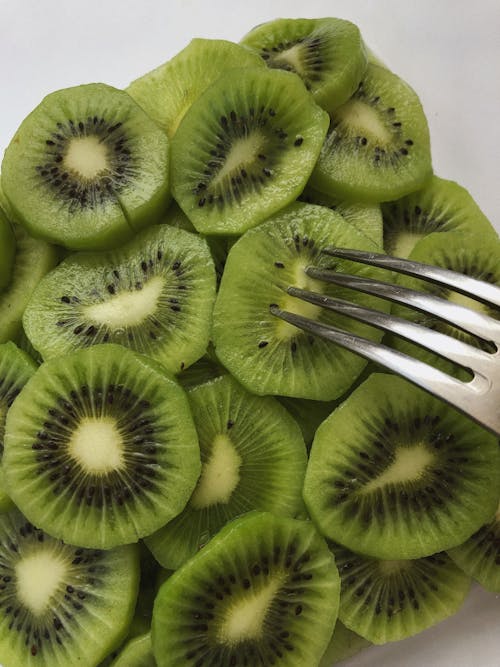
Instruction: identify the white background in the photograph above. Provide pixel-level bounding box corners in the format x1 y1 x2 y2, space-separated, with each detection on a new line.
0 1 499 666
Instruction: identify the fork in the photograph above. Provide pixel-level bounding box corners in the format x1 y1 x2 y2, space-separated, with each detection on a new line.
269 247 500 436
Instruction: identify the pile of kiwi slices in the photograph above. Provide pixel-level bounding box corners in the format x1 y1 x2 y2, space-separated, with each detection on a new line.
0 14 498 667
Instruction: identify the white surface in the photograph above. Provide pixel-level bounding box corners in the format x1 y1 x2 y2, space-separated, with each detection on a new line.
0 2 499 666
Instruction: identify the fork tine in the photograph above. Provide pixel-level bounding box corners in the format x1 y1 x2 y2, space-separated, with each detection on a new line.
322 247 500 308
286 286 492 373
269 304 500 435
306 267 500 344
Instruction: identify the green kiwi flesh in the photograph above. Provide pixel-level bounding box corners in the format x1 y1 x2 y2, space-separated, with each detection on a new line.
319 621 370 666
277 396 336 449
0 342 38 511
0 507 140 667
448 502 500 593
0 225 58 344
240 17 367 110
127 38 265 138
303 373 500 559
212 202 390 400
145 374 307 569
109 633 155 667
298 183 383 247
0 208 16 291
1 84 170 250
333 542 470 644
171 67 329 235
23 224 216 374
388 233 500 378
151 511 340 667
3 344 201 549
310 64 432 203
382 175 499 257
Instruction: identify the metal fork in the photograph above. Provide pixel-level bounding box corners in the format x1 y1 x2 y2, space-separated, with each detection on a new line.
269 247 500 436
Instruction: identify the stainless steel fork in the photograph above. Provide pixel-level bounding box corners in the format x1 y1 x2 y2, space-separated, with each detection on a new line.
269 247 500 436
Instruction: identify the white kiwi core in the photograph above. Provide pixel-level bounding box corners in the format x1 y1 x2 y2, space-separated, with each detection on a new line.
218 575 284 645
275 260 323 340
64 136 110 180
16 551 67 615
84 275 164 328
69 417 124 473
213 133 266 185
336 99 393 145
363 444 434 493
190 434 242 509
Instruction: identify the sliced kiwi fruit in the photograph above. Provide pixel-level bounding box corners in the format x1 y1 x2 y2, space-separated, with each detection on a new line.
145 374 307 569
1 84 170 250
388 233 500 378
448 501 500 593
333 542 470 644
127 38 265 138
109 633 155 667
319 621 370 666
382 175 499 257
151 511 340 667
171 67 329 235
0 342 38 511
0 507 140 667
0 207 16 291
240 17 367 110
277 396 336 449
0 225 58 344
23 224 216 374
176 352 226 391
3 344 201 549
212 202 390 400
303 373 500 560
298 183 383 247
310 63 432 203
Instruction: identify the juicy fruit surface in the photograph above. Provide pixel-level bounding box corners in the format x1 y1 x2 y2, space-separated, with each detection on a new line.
109 633 155 667
382 175 499 257
212 202 390 400
3 344 201 548
311 63 432 202
171 67 329 234
241 17 367 110
127 38 265 138
0 209 15 291
333 543 470 644
23 224 216 374
152 512 340 667
1 84 170 250
145 374 307 569
319 621 370 666
304 373 500 559
0 225 57 344
0 508 139 667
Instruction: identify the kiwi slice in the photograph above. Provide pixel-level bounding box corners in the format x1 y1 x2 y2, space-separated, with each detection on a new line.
127 38 265 138
212 202 390 400
319 621 370 666
0 507 139 666
388 233 500 378
1 84 170 250
109 633 155 667
3 344 201 549
151 511 340 667
171 67 329 235
382 175 499 257
0 342 38 512
310 63 432 203
277 396 335 449
0 207 15 291
240 17 367 110
145 374 307 569
333 542 470 644
298 183 383 248
23 224 216 374
0 225 58 344
448 502 500 593
303 373 500 560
